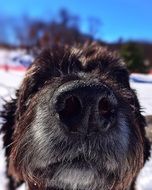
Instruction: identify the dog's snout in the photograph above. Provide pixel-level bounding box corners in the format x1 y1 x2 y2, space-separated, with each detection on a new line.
54 81 117 135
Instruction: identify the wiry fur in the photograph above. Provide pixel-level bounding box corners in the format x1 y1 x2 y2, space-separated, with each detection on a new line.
0 43 150 190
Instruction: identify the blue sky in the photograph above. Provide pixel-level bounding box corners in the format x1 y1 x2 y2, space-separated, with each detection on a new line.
1 0 152 43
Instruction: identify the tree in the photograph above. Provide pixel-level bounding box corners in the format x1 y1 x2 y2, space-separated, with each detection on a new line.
14 9 93 47
88 17 102 37
120 42 148 73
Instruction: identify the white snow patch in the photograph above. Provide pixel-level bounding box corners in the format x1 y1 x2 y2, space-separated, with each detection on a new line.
130 82 152 116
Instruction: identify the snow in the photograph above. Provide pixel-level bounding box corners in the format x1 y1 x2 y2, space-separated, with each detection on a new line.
136 150 152 190
0 49 33 71
0 69 152 189
130 73 152 83
130 82 152 116
0 71 24 190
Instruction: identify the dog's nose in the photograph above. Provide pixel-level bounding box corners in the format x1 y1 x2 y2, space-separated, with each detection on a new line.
54 81 117 135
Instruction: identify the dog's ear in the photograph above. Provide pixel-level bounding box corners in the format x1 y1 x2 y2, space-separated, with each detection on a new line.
128 89 151 163
0 95 18 158
0 93 23 190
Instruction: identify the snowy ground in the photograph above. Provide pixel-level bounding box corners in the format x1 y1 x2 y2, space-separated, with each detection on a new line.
0 70 152 190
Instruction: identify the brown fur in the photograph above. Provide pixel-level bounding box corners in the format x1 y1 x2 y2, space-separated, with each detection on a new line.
1 43 150 190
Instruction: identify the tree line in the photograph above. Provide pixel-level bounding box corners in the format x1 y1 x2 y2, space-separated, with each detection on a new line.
0 9 151 73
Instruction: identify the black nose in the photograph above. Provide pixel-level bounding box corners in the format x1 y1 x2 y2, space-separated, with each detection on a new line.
53 81 117 135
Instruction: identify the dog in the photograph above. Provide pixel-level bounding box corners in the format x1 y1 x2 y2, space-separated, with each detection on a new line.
1 43 150 190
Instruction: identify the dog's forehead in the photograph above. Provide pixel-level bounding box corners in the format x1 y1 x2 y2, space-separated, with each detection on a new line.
20 44 129 109
32 44 126 81
70 45 123 68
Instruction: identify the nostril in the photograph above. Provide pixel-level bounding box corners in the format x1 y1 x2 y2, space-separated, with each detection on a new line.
98 97 112 118
59 95 82 121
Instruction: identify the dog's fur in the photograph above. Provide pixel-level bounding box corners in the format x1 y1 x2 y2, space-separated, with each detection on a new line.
0 43 150 190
